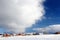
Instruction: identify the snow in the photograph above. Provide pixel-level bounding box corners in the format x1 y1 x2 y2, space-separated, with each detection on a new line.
0 35 60 40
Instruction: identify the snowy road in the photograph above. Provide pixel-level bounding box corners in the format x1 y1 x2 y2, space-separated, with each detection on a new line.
0 35 60 40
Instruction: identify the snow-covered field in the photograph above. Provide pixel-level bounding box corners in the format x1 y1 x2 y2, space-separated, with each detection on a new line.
0 35 60 40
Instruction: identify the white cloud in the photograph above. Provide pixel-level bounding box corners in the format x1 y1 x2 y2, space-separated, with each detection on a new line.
33 24 60 33
47 24 60 32
0 0 45 33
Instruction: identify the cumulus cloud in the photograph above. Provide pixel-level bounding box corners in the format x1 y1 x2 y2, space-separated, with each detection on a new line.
33 24 60 33
0 0 45 33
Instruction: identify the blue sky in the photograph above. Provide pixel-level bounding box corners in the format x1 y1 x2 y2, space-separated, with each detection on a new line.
26 0 60 33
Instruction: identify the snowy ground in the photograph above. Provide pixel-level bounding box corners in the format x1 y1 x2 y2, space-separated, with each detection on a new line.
0 34 60 40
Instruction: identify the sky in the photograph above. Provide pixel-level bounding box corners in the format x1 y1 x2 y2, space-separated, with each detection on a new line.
26 0 60 33
0 0 45 33
0 0 60 34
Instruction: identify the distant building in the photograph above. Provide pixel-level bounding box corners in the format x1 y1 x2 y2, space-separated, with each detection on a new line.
25 33 33 35
33 32 40 35
3 33 12 37
0 34 3 37
54 32 60 34
16 33 25 36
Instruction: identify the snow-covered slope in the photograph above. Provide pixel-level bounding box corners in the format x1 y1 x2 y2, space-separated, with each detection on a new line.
0 35 60 40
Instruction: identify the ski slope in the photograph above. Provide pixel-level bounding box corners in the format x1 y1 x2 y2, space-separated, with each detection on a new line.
0 35 60 40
